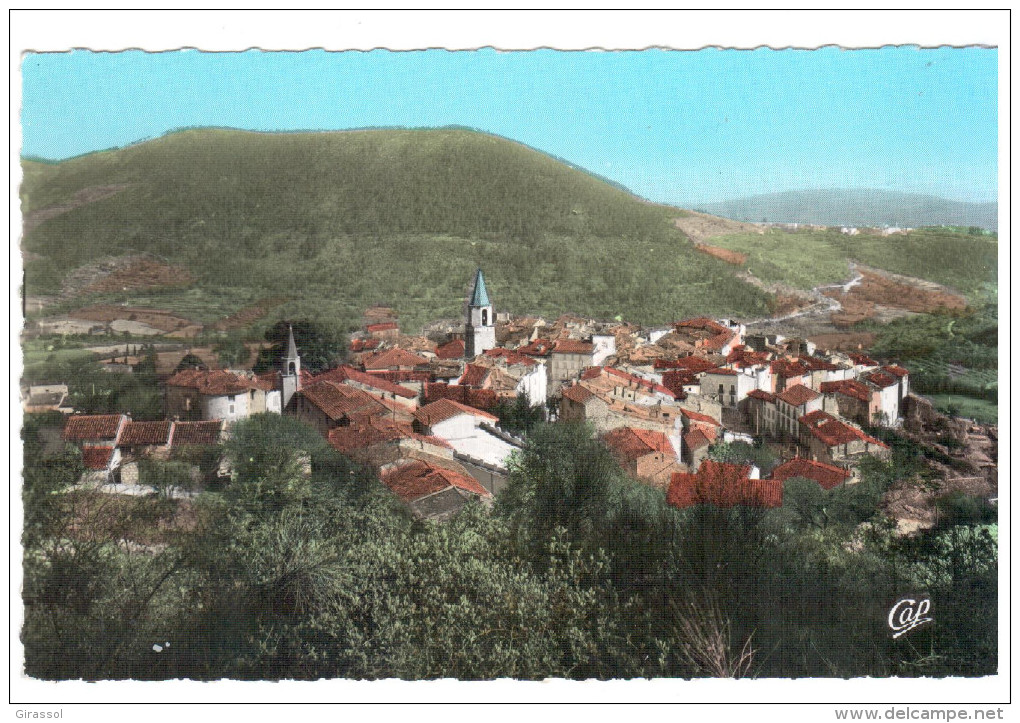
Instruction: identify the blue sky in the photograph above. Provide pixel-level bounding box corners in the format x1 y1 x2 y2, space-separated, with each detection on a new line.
20 47 998 204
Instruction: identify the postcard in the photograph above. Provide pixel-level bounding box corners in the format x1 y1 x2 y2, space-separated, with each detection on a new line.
9 9 1009 720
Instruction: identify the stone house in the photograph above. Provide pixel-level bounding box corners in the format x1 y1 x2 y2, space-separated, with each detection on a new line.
601 426 682 488
165 369 282 421
292 380 395 436
798 410 890 465
379 459 493 522
775 384 823 440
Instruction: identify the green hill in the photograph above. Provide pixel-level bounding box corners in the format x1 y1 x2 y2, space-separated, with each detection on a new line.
20 128 771 330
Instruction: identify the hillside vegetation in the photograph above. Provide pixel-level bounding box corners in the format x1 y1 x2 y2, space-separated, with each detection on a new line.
708 226 997 299
21 128 770 329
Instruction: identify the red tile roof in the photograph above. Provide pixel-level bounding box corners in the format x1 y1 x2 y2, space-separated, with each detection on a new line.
777 384 821 407
798 355 841 372
350 337 381 353
422 382 500 411
799 410 888 449
660 370 696 399
483 347 539 367
369 370 431 384
672 318 736 350
770 457 850 490
552 339 594 355
668 460 781 509
166 369 273 396
883 365 910 378
603 367 677 398
170 421 223 446
380 460 491 502
308 365 417 399
746 389 777 403
849 352 879 367
820 379 871 403
561 384 596 404
327 418 452 453
459 363 491 388
413 398 499 427
82 446 115 470
683 428 712 452
602 427 675 462
680 408 721 426
362 347 430 370
516 339 555 357
580 366 604 380
119 420 173 447
63 414 125 442
435 338 466 360
299 381 389 421
366 322 399 333
703 366 738 376
865 370 899 389
771 359 809 378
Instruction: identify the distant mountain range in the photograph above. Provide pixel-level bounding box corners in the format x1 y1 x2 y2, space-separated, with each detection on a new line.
691 190 998 231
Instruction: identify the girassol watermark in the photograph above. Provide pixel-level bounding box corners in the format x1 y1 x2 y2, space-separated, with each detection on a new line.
888 597 933 639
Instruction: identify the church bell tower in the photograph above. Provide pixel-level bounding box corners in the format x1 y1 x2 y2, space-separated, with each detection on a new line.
281 324 301 409
465 268 496 359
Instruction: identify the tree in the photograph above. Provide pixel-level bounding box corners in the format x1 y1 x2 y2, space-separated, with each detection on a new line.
492 395 544 435
213 336 249 369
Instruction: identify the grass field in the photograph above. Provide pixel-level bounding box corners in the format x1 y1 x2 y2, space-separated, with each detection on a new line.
925 394 998 424
708 227 998 297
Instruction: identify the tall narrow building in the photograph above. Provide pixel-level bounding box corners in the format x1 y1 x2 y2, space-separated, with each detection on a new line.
280 324 301 410
464 268 496 359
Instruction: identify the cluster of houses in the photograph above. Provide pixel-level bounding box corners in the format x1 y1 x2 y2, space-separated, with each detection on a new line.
48 268 914 521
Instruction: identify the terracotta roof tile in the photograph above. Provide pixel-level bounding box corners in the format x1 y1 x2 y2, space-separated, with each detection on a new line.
119 420 173 447
552 339 594 354
413 398 499 427
435 339 466 359
703 366 738 376
362 347 430 370
170 421 223 446
380 460 491 502
746 389 777 403
680 408 721 426
770 457 850 490
459 363 491 387
366 322 399 333
849 352 879 367
798 355 840 372
883 365 910 378
516 339 555 357
82 446 115 470
771 359 809 378
166 369 271 396
483 347 539 367
327 418 452 453
299 381 389 421
63 414 125 442
561 384 596 404
777 384 821 407
820 379 872 403
308 365 417 398
602 427 675 462
423 382 499 410
799 410 889 449
865 370 899 389
603 367 678 398
683 428 712 452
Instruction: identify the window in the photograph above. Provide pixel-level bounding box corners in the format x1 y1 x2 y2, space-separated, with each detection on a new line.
482 309 488 326
229 404 235 415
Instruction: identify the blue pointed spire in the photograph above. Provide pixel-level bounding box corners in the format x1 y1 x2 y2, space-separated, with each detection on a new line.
469 268 491 307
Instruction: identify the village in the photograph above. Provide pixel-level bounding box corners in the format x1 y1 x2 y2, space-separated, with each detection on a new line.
28 268 996 529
